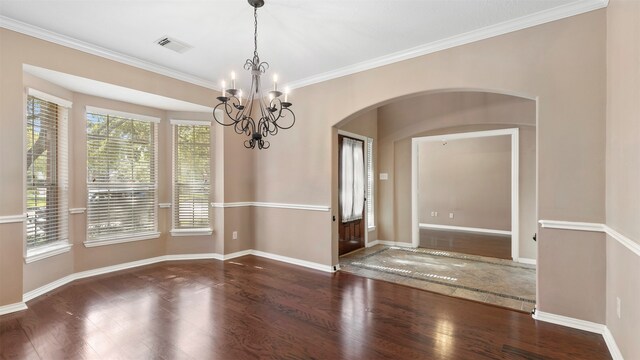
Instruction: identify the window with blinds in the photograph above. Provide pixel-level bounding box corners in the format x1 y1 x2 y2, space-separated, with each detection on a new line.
367 139 375 229
86 108 158 242
172 120 211 232
26 93 69 249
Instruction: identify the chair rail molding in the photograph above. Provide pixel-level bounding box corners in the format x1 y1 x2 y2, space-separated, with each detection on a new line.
211 202 330 212
0 213 26 224
539 220 640 257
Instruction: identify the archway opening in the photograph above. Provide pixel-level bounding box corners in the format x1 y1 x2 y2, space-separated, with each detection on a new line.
333 89 537 312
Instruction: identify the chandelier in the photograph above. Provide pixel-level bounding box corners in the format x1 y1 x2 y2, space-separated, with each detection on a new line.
213 0 295 150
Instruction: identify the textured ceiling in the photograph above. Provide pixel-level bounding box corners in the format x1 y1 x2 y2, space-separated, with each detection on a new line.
1 0 604 91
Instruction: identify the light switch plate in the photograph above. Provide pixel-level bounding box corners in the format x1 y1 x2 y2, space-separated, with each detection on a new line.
379 173 389 180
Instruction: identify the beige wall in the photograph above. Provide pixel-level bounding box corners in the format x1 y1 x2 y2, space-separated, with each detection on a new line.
605 0 640 358
0 29 254 303
254 10 605 324
418 136 511 231
376 92 537 259
0 8 613 332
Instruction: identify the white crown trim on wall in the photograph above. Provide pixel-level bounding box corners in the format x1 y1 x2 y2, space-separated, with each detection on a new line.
539 220 640 257
0 16 218 90
1 0 608 91
287 0 610 89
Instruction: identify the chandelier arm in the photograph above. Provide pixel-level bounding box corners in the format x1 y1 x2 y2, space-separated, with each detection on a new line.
235 116 255 136
212 102 239 127
273 108 296 130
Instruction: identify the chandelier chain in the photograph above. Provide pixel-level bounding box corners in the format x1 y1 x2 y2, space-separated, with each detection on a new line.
253 6 258 57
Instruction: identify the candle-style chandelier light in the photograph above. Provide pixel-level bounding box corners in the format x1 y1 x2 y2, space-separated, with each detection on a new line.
213 0 295 150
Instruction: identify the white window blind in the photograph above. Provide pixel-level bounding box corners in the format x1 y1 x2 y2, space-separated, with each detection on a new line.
172 120 211 230
86 110 158 242
26 93 69 249
367 138 375 228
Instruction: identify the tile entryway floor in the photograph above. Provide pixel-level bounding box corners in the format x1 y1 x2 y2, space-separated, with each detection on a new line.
339 245 536 312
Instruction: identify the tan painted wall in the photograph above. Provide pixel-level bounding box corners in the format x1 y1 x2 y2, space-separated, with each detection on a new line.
377 92 537 259
255 10 605 323
418 136 511 231
0 29 250 303
537 227 606 323
605 0 640 358
0 8 611 328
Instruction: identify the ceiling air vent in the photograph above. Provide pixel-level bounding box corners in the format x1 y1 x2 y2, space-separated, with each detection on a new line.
155 36 192 53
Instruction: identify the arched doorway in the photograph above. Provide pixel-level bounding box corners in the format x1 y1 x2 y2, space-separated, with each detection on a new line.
334 89 538 312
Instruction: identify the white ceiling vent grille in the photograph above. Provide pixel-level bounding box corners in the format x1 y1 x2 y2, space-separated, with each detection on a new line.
155 36 192 53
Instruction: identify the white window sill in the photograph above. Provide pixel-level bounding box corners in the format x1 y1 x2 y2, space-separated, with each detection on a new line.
25 242 73 264
170 229 213 237
84 232 160 248
368 226 376 231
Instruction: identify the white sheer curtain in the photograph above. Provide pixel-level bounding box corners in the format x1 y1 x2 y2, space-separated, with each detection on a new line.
341 137 364 223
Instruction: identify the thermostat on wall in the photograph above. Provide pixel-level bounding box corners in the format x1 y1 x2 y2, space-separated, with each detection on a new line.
379 173 389 180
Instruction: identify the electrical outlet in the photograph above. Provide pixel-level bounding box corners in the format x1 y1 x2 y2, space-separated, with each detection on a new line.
434 211 438 217
431 211 435 217
616 297 621 319
449 212 454 219
232 231 238 240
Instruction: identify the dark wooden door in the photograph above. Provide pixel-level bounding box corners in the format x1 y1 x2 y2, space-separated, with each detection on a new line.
338 135 365 256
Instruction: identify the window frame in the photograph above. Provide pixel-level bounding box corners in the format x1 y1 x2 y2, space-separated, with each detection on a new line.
367 138 375 230
84 106 160 247
170 119 212 237
24 88 73 262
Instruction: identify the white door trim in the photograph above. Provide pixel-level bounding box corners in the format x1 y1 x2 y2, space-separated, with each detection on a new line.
411 128 520 261
338 129 370 247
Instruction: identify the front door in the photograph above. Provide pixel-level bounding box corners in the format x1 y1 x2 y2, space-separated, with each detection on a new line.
339 135 365 255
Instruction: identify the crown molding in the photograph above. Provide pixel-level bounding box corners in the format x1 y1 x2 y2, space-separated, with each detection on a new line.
0 15 218 90
287 0 609 89
1 1 608 91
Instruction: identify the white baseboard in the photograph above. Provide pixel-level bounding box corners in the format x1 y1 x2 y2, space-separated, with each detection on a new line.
603 327 624 360
533 310 623 360
223 249 253 260
533 310 605 333
251 250 335 273
0 301 28 316
14 249 334 314
517 257 537 265
419 223 511 236
366 240 380 247
165 253 223 261
376 240 415 248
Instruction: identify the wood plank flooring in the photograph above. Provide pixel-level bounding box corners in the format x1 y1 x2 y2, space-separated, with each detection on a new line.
1 256 610 359
420 228 512 259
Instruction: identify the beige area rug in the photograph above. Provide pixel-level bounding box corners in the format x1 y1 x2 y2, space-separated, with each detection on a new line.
340 245 536 312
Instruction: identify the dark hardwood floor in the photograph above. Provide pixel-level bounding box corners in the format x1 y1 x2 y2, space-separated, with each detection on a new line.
420 228 512 259
1 256 610 359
